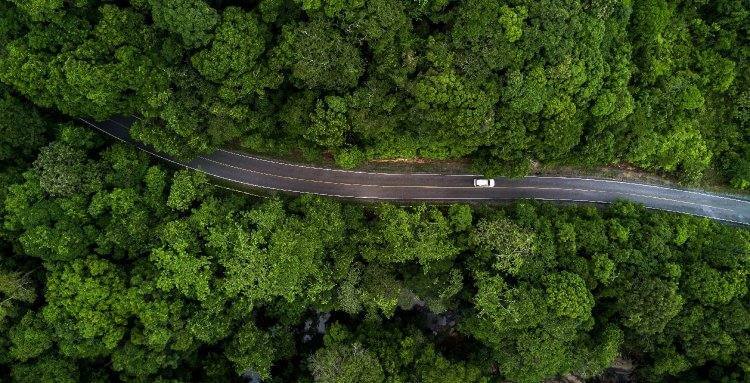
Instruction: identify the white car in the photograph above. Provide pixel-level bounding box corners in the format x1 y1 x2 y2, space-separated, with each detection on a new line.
473 178 495 187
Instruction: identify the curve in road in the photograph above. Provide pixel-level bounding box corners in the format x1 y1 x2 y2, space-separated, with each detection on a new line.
79 116 750 225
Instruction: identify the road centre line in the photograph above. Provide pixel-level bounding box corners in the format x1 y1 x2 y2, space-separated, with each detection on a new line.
216 148 479 177
117 117 750 205
195 155 735 213
526 175 750 204
82 118 745 222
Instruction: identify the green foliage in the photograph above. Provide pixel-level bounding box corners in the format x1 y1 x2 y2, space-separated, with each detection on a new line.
618 277 685 336
191 7 281 103
471 217 535 275
448 203 473 231
0 0 746 186
544 271 595 320
191 8 263 82
11 355 79 383
8 0 88 21
363 204 459 266
0 0 749 380
43 257 131 358
148 0 219 47
32 142 97 197
468 271 600 383
683 262 747 305
309 341 385 383
0 93 47 164
224 322 275 378
9 313 52 362
334 147 366 169
274 19 364 91
166 170 210 211
0 268 37 326
1 130 748 381
308 95 349 147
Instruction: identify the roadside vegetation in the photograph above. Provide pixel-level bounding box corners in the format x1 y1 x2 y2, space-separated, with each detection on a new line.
0 0 748 187
1 89 748 382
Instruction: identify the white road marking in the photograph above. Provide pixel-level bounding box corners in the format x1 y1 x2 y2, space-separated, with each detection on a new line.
216 148 479 177
212 184 268 198
195 155 734 212
117 117 750 204
80 118 747 223
525 175 750 204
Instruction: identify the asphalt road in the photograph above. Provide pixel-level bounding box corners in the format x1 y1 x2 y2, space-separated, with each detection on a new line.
79 116 750 225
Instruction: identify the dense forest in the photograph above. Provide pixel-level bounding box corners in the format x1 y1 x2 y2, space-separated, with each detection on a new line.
0 0 748 185
1 87 749 382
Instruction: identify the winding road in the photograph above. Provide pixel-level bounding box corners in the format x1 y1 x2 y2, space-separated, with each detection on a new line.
80 116 750 225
